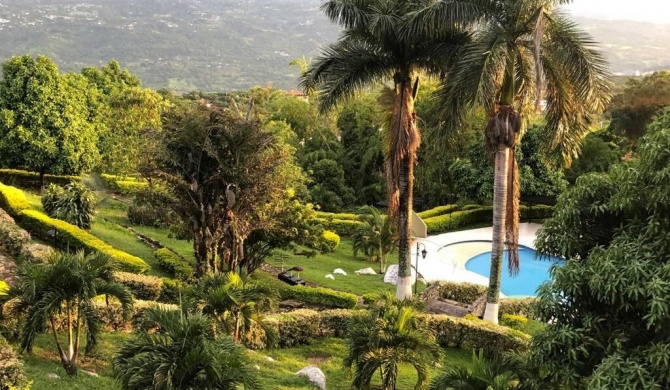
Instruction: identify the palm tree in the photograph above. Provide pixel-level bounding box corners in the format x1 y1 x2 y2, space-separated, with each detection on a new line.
189 271 277 343
431 0 610 322
2 251 132 375
352 205 397 273
113 306 260 390
343 293 441 389
428 350 519 390
302 0 467 300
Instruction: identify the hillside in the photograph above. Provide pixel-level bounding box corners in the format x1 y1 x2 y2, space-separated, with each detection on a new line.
0 1 668 92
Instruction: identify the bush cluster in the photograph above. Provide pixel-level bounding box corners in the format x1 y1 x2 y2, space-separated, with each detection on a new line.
319 230 340 252
127 188 180 229
114 272 162 301
100 174 148 195
281 285 358 309
41 182 96 230
417 204 459 219
154 248 193 280
0 184 30 216
0 335 27 390
499 314 529 330
158 277 191 304
316 218 365 236
499 298 538 319
0 209 30 260
434 281 488 304
424 207 494 234
0 169 77 189
314 211 358 220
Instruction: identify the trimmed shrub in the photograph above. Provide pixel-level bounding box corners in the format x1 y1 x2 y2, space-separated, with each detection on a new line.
114 272 162 301
0 184 30 216
499 314 528 330
499 298 538 319
434 281 488 305
461 204 481 211
281 285 358 309
0 169 77 189
361 292 378 305
41 182 96 230
19 243 54 264
314 211 358 220
100 174 148 194
0 209 30 259
0 335 27 390
417 204 460 219
18 209 149 273
154 248 193 280
316 218 365 236
519 204 554 221
319 230 340 252
317 309 356 337
158 277 191 304
424 207 493 234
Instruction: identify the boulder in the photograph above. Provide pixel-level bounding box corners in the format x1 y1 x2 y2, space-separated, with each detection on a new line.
295 365 326 390
383 265 416 285
333 268 347 275
46 373 60 379
325 274 335 280
354 267 376 275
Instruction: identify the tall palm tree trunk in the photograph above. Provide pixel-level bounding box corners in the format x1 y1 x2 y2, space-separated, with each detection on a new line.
396 154 414 300
483 146 510 323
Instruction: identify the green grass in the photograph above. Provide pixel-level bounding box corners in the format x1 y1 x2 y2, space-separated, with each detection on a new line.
267 239 426 296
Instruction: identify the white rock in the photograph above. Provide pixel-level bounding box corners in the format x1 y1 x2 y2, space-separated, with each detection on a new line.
354 267 376 275
82 370 99 377
295 365 326 390
383 265 416 285
254 365 261 370
46 373 60 379
325 274 335 280
333 268 347 275
267 356 275 362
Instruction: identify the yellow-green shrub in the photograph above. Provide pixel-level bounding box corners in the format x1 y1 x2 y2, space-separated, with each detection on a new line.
424 207 493 234
0 281 8 296
314 211 358 220
158 278 192 304
154 248 193 280
114 272 162 301
433 281 488 304
100 174 148 195
417 204 460 219
0 335 27 390
316 218 365 236
320 230 340 252
499 314 529 330
499 298 538 319
18 210 149 274
0 169 78 189
0 184 30 216
281 285 358 309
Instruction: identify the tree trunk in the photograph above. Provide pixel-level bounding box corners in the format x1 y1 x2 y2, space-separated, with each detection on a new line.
39 170 46 193
396 154 413 300
483 146 510 324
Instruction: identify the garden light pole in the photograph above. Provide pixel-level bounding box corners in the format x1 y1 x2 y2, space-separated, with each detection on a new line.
415 242 427 295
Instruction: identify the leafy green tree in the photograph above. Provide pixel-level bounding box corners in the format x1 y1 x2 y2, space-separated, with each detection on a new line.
434 0 610 322
607 71 670 141
564 129 624 183
352 206 397 273
2 251 132 375
532 108 670 389
41 182 96 230
113 306 260 390
0 55 100 190
344 294 441 390
189 272 277 343
303 0 466 300
305 158 356 212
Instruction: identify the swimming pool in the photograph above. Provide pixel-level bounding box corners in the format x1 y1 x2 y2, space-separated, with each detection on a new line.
465 247 563 297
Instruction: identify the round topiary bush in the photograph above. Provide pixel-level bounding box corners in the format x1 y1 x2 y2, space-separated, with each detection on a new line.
319 230 340 252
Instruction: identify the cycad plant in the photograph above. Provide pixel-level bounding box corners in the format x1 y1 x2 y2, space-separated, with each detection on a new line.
2 251 132 375
113 306 260 390
41 182 96 230
352 206 397 273
343 293 441 389
431 0 610 322
428 350 519 390
189 271 277 343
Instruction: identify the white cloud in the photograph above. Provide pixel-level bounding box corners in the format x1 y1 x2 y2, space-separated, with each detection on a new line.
564 0 670 24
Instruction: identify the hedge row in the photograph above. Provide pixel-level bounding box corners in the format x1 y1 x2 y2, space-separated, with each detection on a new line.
499 298 538 319
316 218 365 237
115 272 162 301
100 174 148 194
281 285 358 309
0 169 78 189
424 207 494 234
314 211 358 220
0 183 30 216
432 281 488 305
0 335 27 390
417 204 460 219
519 204 554 221
0 208 53 263
243 309 529 354
154 248 193 280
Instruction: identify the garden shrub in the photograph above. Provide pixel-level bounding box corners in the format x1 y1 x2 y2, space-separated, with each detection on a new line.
41 182 96 230
158 277 191 304
114 272 162 301
316 218 365 236
499 314 528 330
434 281 488 304
460 204 481 211
417 204 460 219
0 209 30 259
314 211 358 220
0 184 30 216
19 244 53 264
361 292 378 305
0 169 77 189
0 335 27 390
0 281 7 296
499 298 538 319
100 174 148 194
319 230 340 252
424 207 493 234
127 187 180 228
281 285 358 309
18 209 149 273
154 248 193 280
519 204 554 221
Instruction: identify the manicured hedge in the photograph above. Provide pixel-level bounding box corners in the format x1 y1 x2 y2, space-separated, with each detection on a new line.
100 174 149 195
499 314 528 330
281 285 358 309
433 281 487 305
314 211 358 220
424 207 494 234
417 204 460 219
19 209 149 274
499 298 538 319
519 204 554 221
0 183 30 216
0 208 30 259
0 334 27 390
0 169 78 189
158 277 192 304
154 248 193 280
316 218 365 237
114 272 162 301
320 230 341 252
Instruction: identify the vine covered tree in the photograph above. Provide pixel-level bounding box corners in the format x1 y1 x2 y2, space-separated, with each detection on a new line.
433 0 610 322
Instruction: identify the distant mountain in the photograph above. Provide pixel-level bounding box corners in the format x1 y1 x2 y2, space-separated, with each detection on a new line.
0 1 668 92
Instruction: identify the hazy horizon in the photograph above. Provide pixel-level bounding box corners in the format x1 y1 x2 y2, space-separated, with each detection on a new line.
566 0 670 24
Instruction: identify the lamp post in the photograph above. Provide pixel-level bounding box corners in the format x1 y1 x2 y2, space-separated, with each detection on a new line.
415 242 427 295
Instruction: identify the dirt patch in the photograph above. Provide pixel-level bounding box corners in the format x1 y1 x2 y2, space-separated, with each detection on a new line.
307 354 332 365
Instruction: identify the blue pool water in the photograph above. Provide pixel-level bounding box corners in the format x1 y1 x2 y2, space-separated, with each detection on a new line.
465 247 563 297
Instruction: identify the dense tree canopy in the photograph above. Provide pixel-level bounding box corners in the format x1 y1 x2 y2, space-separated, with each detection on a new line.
533 108 670 389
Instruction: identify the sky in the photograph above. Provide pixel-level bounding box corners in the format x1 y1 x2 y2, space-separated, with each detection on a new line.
565 0 670 24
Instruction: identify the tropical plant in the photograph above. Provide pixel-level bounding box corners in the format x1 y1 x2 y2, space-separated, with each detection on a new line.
431 0 610 322
428 350 519 390
189 272 278 343
352 206 397 273
343 293 441 389
302 0 467 299
1 251 132 375
113 306 260 390
41 182 96 230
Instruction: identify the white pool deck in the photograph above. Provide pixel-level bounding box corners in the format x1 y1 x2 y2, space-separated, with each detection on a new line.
411 223 542 295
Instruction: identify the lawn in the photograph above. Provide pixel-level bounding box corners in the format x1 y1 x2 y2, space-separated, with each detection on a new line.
18 333 473 390
267 239 426 296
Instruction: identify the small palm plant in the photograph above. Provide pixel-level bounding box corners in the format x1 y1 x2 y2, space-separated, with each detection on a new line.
343 293 441 389
189 271 277 343
113 306 260 390
428 350 519 390
352 206 397 273
2 251 132 375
